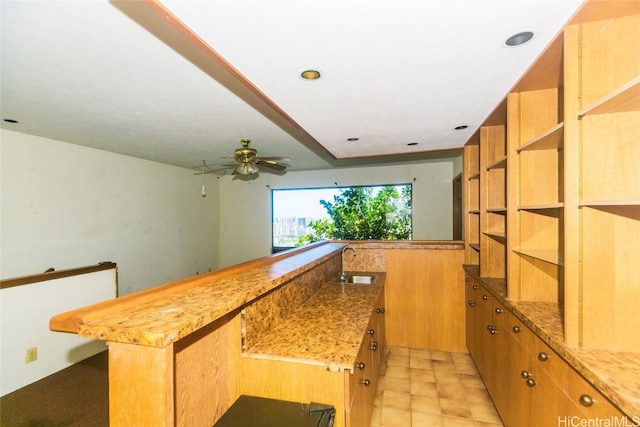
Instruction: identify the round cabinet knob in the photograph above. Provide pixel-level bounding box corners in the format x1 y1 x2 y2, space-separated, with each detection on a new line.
520 370 531 379
482 295 489 300
487 324 494 331
490 328 498 335
465 277 470 282
472 285 479 290
526 378 536 387
356 362 365 370
495 308 503 314
538 352 549 362
468 300 476 307
368 329 375 335
579 395 594 407
375 308 386 314
361 379 371 386
512 326 521 333
370 341 379 351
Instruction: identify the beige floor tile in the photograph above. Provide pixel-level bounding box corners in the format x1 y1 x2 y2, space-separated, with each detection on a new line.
409 348 431 360
384 376 411 393
454 361 479 375
432 359 457 372
382 390 411 410
385 365 410 379
411 368 435 383
411 394 441 415
409 357 433 370
387 354 410 367
371 348 504 427
380 406 412 427
439 397 472 419
436 383 466 399
441 415 477 427
412 411 445 427
389 346 410 356
468 401 503 424
459 373 485 388
430 350 453 361
463 386 493 405
411 379 438 397
434 370 463 387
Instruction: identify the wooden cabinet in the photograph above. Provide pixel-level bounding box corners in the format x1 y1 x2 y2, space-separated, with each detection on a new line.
467 284 631 427
347 296 386 427
462 0 640 352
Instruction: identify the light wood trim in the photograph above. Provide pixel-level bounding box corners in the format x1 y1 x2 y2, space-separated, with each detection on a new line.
109 342 175 426
486 155 507 171
580 199 640 207
0 262 116 290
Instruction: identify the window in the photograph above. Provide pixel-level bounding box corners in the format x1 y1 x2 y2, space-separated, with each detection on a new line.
272 184 412 251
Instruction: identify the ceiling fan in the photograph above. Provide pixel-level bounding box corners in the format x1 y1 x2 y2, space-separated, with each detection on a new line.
222 139 291 176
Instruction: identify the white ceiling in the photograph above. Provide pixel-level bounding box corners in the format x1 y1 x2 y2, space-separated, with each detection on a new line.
0 0 584 173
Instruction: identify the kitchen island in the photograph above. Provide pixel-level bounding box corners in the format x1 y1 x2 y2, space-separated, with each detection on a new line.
50 242 391 427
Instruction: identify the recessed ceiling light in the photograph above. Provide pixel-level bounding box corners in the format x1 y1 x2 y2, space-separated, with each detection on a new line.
454 125 468 130
346 137 359 142
407 142 418 146
300 69 321 80
3 119 18 123
505 31 534 47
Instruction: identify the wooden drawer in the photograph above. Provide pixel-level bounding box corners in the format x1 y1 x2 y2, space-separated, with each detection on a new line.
532 338 568 391
503 310 535 351
566 368 627 421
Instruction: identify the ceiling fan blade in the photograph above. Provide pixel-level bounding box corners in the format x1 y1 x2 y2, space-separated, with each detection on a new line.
256 160 287 172
259 156 291 162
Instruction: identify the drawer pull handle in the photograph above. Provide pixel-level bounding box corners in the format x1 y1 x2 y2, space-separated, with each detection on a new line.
368 329 375 335
512 326 521 333
375 308 386 314
472 285 479 290
495 308 503 314
482 295 489 300
361 379 371 386
356 362 365 370
538 352 549 362
370 341 379 351
468 300 476 307
579 394 594 407
490 328 498 335
521 370 531 379
526 378 536 387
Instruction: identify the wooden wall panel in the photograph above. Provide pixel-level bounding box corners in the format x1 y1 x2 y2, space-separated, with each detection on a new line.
385 249 466 352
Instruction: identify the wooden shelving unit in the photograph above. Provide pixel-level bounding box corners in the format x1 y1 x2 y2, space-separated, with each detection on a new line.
463 0 640 352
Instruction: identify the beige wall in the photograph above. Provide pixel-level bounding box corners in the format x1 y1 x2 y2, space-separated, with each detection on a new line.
0 129 220 294
218 154 462 267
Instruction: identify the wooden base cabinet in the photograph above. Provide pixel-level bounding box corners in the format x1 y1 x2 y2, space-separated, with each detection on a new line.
465 280 631 427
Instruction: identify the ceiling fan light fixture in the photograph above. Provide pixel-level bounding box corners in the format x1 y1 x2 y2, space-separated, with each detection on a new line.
236 162 259 175
300 69 321 80
505 31 534 47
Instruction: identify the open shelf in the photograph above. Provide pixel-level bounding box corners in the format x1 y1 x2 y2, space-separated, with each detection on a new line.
516 122 564 153
518 203 564 211
580 200 640 207
578 76 640 118
486 156 507 170
512 248 564 267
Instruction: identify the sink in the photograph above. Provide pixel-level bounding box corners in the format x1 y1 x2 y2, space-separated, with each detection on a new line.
345 275 375 285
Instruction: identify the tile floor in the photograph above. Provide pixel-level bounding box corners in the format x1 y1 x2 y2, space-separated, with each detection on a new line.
370 346 505 427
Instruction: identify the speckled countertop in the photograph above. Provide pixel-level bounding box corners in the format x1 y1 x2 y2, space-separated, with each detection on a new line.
464 265 640 419
245 273 384 373
65 243 346 347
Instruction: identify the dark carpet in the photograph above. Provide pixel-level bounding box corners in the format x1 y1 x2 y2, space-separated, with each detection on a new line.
0 351 109 427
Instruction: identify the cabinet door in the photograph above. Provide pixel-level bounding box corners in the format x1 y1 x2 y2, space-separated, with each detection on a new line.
501 328 533 427
347 340 372 427
464 275 482 360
